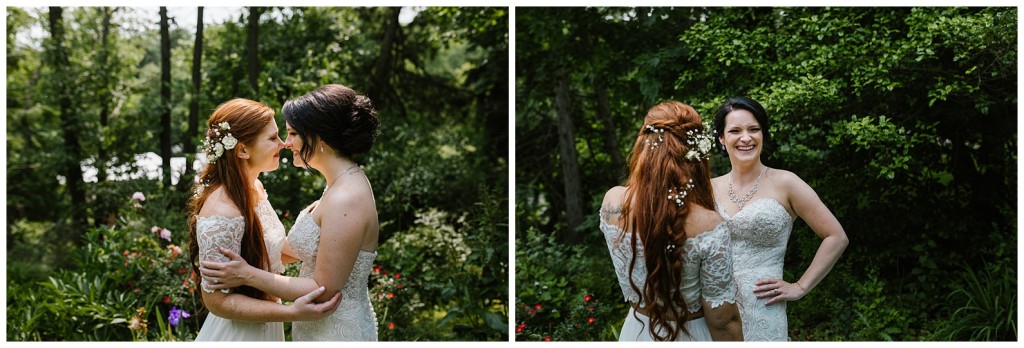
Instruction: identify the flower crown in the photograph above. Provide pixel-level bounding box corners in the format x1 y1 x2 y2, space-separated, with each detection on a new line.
203 122 238 163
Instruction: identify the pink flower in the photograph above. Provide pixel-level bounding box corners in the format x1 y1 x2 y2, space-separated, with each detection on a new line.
168 245 182 258
132 192 146 201
160 228 171 242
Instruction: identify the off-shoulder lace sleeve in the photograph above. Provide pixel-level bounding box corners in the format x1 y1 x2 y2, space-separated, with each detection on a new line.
196 215 245 294
698 224 738 308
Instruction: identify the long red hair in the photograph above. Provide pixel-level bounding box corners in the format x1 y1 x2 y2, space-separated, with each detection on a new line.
187 98 276 302
621 101 716 341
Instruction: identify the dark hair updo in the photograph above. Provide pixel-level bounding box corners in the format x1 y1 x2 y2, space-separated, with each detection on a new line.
282 84 380 165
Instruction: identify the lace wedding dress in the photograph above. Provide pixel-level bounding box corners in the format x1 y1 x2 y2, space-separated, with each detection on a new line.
719 199 794 341
195 199 287 341
288 201 378 341
601 210 737 341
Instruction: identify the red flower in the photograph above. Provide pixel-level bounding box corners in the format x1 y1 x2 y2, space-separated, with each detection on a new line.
122 250 129 256
516 322 526 333
526 309 536 316
587 317 596 324
387 322 395 330
397 284 403 289
179 268 187 274
373 265 383 274
394 273 401 279
163 296 170 304
584 294 592 302
544 336 552 341
535 304 542 310
387 292 395 299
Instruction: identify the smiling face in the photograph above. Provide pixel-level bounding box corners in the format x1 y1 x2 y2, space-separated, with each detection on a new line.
719 108 764 163
244 120 285 173
284 121 309 168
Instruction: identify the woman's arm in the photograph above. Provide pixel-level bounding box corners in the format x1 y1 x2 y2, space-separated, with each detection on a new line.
201 284 340 323
307 191 374 303
756 172 849 304
702 300 743 341
201 249 322 302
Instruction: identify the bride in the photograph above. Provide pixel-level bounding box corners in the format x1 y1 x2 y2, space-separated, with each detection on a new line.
201 85 382 341
711 96 849 341
601 101 743 341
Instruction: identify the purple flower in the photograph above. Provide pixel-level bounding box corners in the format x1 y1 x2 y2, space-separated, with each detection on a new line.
168 306 191 327
132 192 146 201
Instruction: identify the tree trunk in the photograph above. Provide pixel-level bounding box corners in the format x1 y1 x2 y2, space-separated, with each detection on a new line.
49 6 87 236
554 68 583 242
180 6 204 192
246 7 261 97
96 7 113 184
595 82 625 181
160 7 172 188
369 7 400 104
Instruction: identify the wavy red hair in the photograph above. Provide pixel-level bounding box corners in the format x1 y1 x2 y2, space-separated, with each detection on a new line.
621 101 716 341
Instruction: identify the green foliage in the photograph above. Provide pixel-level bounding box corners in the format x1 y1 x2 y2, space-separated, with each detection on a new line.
927 262 1017 341
6 188 199 341
373 187 508 341
514 226 626 341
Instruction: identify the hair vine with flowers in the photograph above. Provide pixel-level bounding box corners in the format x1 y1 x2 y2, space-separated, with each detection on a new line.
684 121 715 161
203 122 238 164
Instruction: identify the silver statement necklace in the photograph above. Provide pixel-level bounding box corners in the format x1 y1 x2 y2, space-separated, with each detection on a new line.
323 163 360 195
728 166 768 210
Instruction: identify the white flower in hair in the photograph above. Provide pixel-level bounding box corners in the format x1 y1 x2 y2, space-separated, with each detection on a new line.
221 133 238 150
219 122 231 130
684 121 715 161
213 143 224 158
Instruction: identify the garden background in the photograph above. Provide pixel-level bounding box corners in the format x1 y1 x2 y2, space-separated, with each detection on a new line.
515 7 1016 341
5 6 508 341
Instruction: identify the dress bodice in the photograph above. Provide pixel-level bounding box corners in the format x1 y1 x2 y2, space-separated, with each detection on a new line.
718 198 794 341
719 199 793 278
600 211 737 314
196 198 286 294
287 201 378 341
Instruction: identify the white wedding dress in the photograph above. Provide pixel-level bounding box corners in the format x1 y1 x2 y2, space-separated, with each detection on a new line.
601 210 738 341
195 198 287 341
719 199 794 341
287 201 378 341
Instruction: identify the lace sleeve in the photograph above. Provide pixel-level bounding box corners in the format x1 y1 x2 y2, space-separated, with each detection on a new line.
196 215 245 294
699 224 738 308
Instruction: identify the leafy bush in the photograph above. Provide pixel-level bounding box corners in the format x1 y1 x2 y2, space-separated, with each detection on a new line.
372 185 508 341
514 226 626 341
6 189 199 341
927 262 1017 341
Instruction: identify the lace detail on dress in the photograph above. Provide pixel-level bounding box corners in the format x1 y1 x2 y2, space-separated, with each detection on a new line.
680 223 738 312
719 198 793 341
256 199 286 274
287 202 378 341
196 215 245 294
602 211 738 314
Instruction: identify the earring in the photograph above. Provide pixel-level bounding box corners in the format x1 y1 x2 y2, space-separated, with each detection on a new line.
320 145 324 153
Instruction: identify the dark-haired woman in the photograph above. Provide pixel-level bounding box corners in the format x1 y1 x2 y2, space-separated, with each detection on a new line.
188 98 341 341
601 101 743 341
711 96 848 341
200 85 381 341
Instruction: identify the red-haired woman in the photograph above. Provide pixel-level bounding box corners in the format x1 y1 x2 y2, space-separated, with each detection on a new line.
601 101 743 341
187 98 339 341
